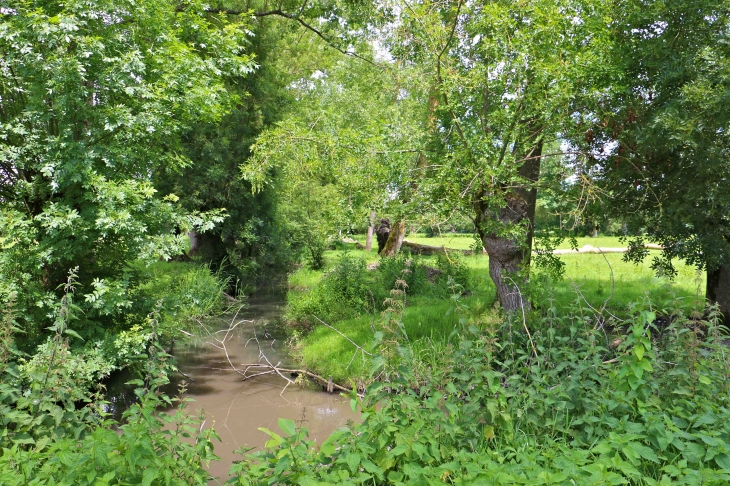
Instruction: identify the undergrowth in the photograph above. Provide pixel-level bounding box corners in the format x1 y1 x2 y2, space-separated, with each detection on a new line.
231 292 730 485
0 272 220 485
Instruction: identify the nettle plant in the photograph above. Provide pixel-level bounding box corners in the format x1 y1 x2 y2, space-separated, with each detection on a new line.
230 297 730 485
0 277 220 485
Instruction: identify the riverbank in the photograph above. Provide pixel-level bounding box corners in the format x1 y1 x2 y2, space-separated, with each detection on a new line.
285 236 705 387
104 291 358 483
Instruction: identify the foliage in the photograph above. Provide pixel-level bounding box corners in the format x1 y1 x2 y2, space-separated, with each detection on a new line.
0 278 219 485
232 295 730 485
134 263 229 343
0 0 252 346
156 13 323 283
322 253 371 313
242 38 426 243
286 252 371 327
304 236 328 271
376 253 428 300
572 0 730 303
433 253 470 295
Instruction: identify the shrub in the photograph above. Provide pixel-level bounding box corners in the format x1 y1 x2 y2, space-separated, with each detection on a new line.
434 252 470 293
304 235 327 270
231 299 730 485
285 253 371 327
0 282 219 486
320 252 370 313
376 253 428 300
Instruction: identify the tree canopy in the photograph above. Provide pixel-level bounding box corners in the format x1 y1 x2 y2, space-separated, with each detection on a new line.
0 0 253 341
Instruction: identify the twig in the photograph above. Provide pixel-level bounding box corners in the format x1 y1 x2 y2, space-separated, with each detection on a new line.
237 364 350 393
191 310 360 396
505 277 538 360
177 369 195 382
313 316 372 356
596 248 616 328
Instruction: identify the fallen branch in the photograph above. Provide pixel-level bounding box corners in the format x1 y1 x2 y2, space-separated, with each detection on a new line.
401 240 481 255
191 308 358 396
237 363 350 393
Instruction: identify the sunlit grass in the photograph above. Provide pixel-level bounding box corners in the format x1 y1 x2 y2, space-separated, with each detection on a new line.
290 240 706 382
297 294 496 383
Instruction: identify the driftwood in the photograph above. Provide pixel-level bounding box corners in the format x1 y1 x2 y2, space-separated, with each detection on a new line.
192 308 364 396
237 363 349 393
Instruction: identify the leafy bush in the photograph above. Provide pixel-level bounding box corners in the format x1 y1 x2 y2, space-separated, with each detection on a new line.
376 253 428 299
304 235 328 270
133 263 229 346
0 283 220 486
286 253 371 326
322 253 370 309
434 252 470 293
231 300 730 485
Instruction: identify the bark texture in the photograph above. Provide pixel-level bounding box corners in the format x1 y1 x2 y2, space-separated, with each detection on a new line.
706 264 730 323
474 142 542 312
187 230 200 256
375 219 391 254
365 211 376 251
381 220 406 256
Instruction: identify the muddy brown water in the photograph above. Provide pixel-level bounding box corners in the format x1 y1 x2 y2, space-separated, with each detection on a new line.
104 293 359 483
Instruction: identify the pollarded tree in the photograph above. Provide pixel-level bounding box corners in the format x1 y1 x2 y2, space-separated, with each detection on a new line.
388 0 611 310
0 0 253 340
578 0 730 318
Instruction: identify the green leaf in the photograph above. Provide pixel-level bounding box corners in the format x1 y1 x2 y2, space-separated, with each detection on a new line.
278 418 296 437
633 344 645 361
345 453 361 473
715 453 730 470
633 443 660 463
142 467 157 486
258 427 283 448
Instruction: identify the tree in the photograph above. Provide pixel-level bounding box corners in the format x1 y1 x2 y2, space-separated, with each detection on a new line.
0 0 253 341
387 0 607 310
242 47 427 256
579 0 730 318
156 15 307 282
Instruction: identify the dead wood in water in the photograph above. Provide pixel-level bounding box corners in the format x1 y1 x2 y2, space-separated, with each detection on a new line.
192 307 358 396
237 363 350 393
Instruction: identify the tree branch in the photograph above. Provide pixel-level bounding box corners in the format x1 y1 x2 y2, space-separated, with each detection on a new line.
190 5 379 66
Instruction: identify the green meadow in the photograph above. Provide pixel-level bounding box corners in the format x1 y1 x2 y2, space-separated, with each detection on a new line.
286 236 704 384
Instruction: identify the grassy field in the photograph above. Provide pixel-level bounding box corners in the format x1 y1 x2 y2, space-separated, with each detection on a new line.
370 233 665 251
285 237 706 384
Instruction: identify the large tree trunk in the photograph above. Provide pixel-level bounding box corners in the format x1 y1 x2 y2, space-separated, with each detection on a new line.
706 264 730 323
365 211 376 251
381 220 406 256
474 142 542 313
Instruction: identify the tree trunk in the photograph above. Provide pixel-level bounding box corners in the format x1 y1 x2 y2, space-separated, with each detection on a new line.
365 211 376 251
381 220 406 256
474 142 542 313
706 264 730 323
188 230 200 256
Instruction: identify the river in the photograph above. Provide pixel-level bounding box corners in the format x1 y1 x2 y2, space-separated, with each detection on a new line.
104 292 359 483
